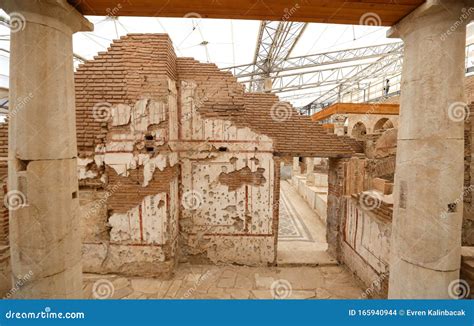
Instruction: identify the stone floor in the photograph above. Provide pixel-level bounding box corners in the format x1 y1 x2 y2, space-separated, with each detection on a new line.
83 263 365 299
277 181 335 265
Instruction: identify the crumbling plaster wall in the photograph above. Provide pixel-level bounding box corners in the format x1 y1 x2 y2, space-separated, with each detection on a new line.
79 86 181 277
172 80 277 265
75 34 282 274
75 34 181 277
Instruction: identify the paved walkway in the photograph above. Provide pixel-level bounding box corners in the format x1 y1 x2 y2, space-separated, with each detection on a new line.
83 263 365 299
277 180 335 265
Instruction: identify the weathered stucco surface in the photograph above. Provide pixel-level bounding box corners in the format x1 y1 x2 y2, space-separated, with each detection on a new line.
174 80 277 265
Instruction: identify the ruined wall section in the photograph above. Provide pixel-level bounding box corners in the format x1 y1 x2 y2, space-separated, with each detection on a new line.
174 59 276 265
328 146 395 298
75 34 180 277
173 56 354 265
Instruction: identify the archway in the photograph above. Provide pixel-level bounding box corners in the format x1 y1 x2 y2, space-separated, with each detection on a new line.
373 118 394 132
351 121 367 140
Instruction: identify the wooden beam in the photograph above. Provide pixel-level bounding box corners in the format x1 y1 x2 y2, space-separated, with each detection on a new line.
311 102 400 121
68 0 425 26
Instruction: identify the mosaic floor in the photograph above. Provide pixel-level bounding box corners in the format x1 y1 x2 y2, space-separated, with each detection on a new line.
278 189 313 242
277 180 334 265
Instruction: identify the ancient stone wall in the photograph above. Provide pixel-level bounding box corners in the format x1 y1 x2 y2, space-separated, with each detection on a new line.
75 34 180 277
328 132 396 298
0 34 355 282
173 61 277 265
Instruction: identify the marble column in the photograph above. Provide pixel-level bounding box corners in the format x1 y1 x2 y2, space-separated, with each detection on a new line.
1 0 92 298
388 0 469 298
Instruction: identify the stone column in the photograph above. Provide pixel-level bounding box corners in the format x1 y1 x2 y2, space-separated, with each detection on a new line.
2 0 92 298
292 157 300 175
388 0 469 298
306 157 315 185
